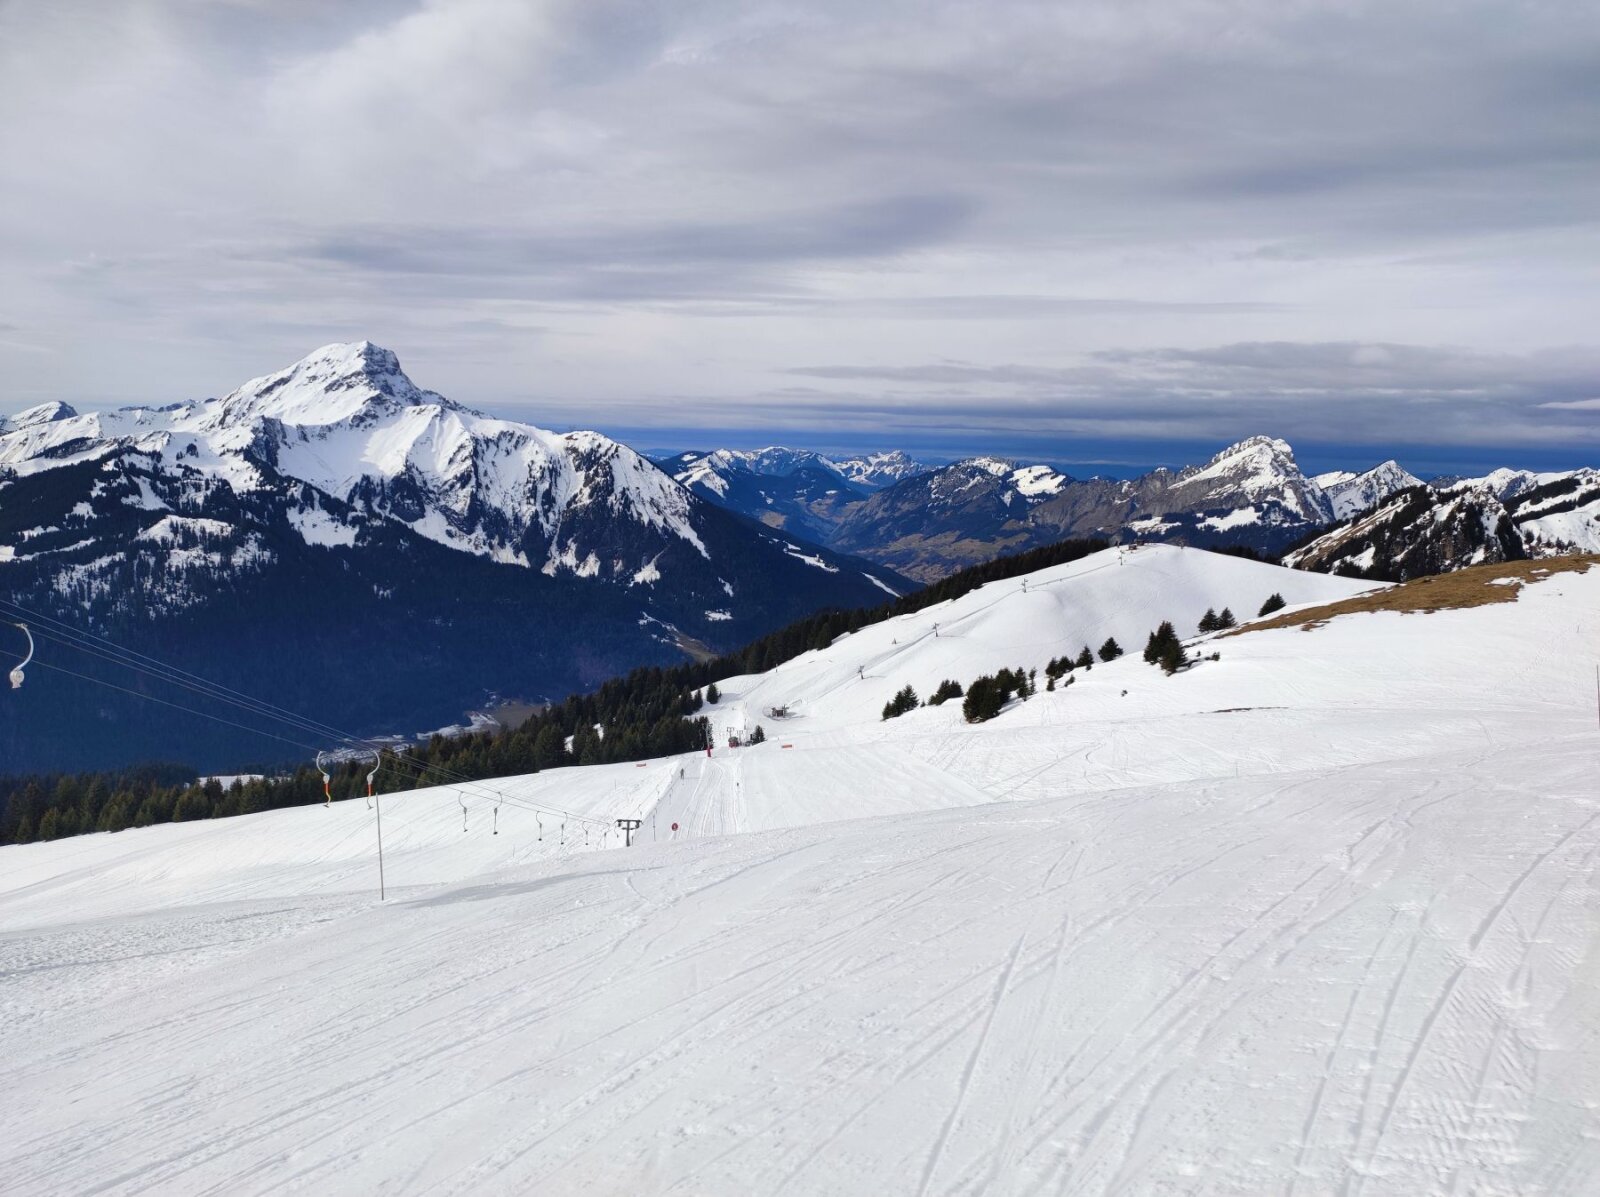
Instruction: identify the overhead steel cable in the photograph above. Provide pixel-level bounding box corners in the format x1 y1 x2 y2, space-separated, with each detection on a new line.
17 622 362 745
9 602 619 830
30 660 326 754
0 598 367 747
34 654 617 831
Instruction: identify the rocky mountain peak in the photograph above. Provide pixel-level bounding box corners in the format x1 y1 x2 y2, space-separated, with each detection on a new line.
3 400 80 432
210 341 449 431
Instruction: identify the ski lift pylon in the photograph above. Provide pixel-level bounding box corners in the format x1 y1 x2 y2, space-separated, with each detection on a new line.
9 623 33 690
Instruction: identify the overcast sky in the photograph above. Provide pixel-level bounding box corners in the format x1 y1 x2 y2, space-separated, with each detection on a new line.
1 0 1596 469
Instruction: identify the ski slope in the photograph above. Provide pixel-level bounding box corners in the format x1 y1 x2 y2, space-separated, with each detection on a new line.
3 547 1599 1195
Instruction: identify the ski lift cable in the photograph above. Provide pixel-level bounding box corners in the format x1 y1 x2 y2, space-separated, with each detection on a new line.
6 608 600 820
11 622 371 751
0 596 345 722
30 661 326 753
7 616 376 748
0 594 361 731
10 606 623 831
9 616 508 793
33 659 615 831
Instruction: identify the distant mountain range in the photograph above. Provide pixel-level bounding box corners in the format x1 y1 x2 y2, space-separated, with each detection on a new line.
666 436 1599 582
0 344 906 772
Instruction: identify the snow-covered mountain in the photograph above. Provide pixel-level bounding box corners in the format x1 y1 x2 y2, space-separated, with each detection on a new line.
1504 468 1600 554
659 444 930 542
7 546 1598 1194
1286 467 1600 580
2 342 717 575
0 344 907 771
1284 484 1520 578
826 448 927 489
1313 460 1424 519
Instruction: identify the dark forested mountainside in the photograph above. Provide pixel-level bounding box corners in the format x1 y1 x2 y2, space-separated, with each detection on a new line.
1 537 1111 845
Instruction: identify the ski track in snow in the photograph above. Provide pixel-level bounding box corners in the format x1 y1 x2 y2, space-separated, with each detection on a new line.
2 547 1599 1195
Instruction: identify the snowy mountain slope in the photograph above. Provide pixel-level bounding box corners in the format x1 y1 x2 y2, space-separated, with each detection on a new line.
1287 468 1600 580
1505 469 1600 555
3 550 1599 1194
3 547 1600 1190
1313 459 1423 518
1284 485 1522 579
701 544 1377 740
0 345 908 771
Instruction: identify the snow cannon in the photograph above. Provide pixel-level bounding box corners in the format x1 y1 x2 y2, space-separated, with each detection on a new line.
315 750 334 806
8 623 32 690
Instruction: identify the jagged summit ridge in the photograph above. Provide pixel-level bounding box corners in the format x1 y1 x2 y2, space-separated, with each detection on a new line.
1317 459 1423 519
210 341 452 431
0 401 79 433
1167 435 1332 522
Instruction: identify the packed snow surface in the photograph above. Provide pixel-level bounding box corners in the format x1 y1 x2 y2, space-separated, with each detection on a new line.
3 547 1599 1195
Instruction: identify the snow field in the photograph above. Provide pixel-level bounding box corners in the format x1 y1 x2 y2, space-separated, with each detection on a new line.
2 547 1598 1194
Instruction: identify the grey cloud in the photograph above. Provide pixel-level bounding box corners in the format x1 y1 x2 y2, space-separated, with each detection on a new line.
291 193 977 300
770 343 1600 448
0 0 1595 457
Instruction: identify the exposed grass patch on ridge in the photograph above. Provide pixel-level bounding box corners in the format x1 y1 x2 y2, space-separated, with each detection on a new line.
1231 554 1599 635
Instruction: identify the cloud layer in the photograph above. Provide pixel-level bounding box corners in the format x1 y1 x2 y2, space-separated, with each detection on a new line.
1 0 1595 455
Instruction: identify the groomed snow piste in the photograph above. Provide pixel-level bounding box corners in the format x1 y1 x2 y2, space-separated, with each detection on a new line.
3 546 1598 1196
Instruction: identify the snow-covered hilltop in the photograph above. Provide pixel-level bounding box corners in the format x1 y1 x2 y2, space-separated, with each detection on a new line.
5 545 1597 1194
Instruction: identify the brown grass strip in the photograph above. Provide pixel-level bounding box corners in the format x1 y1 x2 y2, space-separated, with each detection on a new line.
1229 554 1599 635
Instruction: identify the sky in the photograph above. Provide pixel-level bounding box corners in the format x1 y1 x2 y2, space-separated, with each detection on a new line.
1 0 1596 473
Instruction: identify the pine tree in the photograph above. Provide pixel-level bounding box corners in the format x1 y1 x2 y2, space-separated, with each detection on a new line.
1217 607 1236 629
962 676 1006 723
749 724 766 744
927 679 964 705
1145 620 1182 666
705 682 720 705
1075 646 1093 669
1098 636 1122 661
881 684 919 720
1158 638 1188 675
1258 592 1286 616
1198 608 1219 633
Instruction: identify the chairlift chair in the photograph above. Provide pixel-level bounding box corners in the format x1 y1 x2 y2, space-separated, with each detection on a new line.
9 623 32 690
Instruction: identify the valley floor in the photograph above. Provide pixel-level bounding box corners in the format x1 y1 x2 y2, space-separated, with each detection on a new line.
3 548 1597 1195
